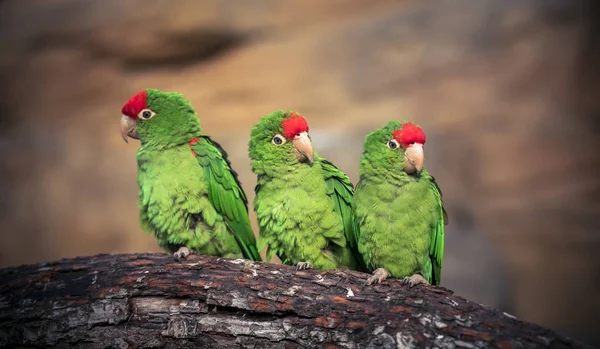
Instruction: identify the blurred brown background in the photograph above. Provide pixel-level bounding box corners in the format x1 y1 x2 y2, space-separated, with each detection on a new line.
1 0 599 346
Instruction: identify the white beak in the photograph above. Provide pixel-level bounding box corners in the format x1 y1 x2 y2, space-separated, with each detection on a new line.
404 143 424 174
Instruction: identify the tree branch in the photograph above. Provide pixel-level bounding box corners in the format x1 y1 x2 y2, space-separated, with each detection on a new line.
0 253 591 348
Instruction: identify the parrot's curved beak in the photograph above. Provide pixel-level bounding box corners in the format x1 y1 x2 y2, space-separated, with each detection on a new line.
120 114 139 143
404 143 424 174
292 132 314 165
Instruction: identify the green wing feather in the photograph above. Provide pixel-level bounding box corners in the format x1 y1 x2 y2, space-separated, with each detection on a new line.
428 175 448 285
319 159 367 271
192 136 261 261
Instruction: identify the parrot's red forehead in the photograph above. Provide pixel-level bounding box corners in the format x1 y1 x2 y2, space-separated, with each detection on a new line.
281 112 309 139
121 90 148 119
393 123 426 148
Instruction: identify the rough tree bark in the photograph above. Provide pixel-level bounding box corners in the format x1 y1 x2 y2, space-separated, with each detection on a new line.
0 254 591 349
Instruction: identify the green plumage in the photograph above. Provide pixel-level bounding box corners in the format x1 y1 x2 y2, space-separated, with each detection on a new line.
353 121 447 285
133 89 260 261
249 110 365 271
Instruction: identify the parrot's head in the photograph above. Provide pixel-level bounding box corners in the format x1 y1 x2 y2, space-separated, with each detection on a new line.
249 110 314 172
120 89 201 146
363 120 426 175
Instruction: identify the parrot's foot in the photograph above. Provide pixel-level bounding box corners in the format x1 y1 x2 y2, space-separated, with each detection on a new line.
296 261 313 270
401 273 429 288
173 247 191 261
366 268 391 285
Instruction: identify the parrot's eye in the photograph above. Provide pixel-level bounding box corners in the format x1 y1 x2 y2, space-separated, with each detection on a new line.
138 109 155 120
387 140 400 149
272 134 286 146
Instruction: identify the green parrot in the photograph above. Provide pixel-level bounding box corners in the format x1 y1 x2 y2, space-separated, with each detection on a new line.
353 121 448 286
248 110 364 271
120 88 260 262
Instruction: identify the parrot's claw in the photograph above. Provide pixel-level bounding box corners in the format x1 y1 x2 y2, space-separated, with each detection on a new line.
365 268 391 286
401 274 429 288
296 261 313 270
173 247 191 262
